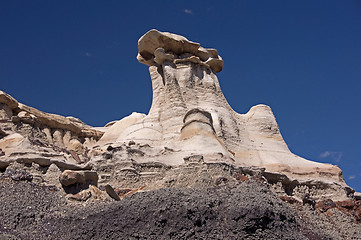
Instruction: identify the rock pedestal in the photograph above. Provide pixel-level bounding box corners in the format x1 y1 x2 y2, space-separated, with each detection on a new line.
96 29 346 198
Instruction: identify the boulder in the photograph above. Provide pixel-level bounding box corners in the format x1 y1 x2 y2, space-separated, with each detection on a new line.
59 170 98 186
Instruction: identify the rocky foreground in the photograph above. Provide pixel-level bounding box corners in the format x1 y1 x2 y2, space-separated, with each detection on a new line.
1 29 361 239
0 173 360 240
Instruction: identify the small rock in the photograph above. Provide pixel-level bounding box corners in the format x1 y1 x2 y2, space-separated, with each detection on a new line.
215 177 228 185
235 173 249 182
105 184 120 201
89 185 106 200
302 193 316 207
68 190 91 201
315 199 336 212
279 196 299 204
69 150 82 163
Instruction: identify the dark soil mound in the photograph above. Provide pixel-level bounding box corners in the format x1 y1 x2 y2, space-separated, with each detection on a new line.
0 178 304 239
0 179 65 240
1 178 360 239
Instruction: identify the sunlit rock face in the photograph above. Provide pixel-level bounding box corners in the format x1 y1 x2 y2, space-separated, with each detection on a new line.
0 29 353 202
95 29 347 197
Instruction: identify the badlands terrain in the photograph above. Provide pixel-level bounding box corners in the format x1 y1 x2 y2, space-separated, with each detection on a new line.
0 29 360 239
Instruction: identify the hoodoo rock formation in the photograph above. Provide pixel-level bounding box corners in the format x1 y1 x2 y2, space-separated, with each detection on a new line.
1 29 360 239
94 29 351 201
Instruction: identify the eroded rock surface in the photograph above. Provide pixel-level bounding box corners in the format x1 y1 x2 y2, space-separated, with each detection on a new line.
92 29 353 201
0 29 360 238
0 90 102 173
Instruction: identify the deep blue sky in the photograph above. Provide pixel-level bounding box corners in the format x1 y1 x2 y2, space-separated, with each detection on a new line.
1 1 360 191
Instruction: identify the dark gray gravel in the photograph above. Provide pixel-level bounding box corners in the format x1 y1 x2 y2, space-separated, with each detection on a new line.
0 177 360 239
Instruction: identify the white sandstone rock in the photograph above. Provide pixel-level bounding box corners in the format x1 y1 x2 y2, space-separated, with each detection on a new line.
137 29 223 73
0 30 352 202
96 29 346 188
0 133 25 155
97 112 146 146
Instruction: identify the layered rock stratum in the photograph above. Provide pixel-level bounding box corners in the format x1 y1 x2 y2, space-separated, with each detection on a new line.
0 29 360 239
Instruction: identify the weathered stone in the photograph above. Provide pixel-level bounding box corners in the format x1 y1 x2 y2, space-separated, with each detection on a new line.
67 189 91 201
90 29 349 202
69 150 82 163
0 90 18 109
0 30 355 204
43 163 62 187
59 170 98 186
68 138 85 154
0 103 13 120
334 200 361 222
315 199 336 212
97 112 145 146
105 184 120 201
63 130 72 148
0 133 24 154
153 47 174 65
303 193 316 207
42 127 53 145
17 111 37 124
89 185 108 200
137 29 223 73
52 129 64 148
279 196 299 204
336 200 358 210
17 103 103 139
